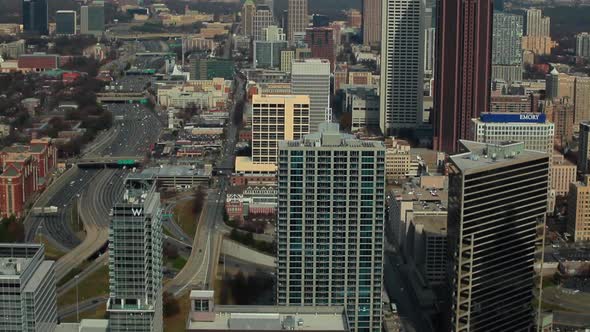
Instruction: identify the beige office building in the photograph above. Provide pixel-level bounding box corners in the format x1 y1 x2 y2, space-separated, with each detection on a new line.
551 153 577 196
385 137 411 182
574 76 590 128
287 0 308 44
235 94 310 173
280 50 294 73
567 176 590 241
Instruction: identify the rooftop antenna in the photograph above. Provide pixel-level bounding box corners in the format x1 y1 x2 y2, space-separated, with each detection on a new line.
325 107 332 122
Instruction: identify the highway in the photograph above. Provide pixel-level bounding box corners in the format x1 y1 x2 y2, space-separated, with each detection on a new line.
164 75 245 297
25 101 163 284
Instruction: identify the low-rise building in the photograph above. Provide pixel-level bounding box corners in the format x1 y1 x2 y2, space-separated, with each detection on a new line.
157 78 232 109
225 184 277 221
490 95 537 113
17 53 60 72
141 166 212 190
385 137 411 182
343 86 379 132
0 39 25 59
187 290 349 332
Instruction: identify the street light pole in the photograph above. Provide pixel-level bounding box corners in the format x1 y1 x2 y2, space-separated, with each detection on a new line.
75 274 80 322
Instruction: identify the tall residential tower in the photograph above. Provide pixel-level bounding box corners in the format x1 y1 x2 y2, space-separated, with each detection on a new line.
380 0 425 135
291 59 331 133
107 175 163 332
277 123 385 332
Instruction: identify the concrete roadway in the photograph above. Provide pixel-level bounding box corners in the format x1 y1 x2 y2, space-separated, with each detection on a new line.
164 75 245 297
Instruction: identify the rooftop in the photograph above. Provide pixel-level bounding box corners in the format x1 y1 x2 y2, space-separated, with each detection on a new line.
142 166 212 178
412 215 448 235
280 122 384 150
0 257 31 276
450 140 548 174
188 306 348 331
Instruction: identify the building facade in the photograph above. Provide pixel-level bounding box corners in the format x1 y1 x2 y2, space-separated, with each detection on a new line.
55 10 76 35
448 141 549 331
567 176 590 242
0 244 57 332
107 175 163 332
380 0 425 135
434 0 493 153
525 8 550 37
291 59 331 132
492 12 523 76
304 27 336 71
362 0 381 46
253 5 275 41
579 122 590 175
22 0 48 35
287 0 308 44
277 123 385 332
576 32 590 58
242 0 256 37
471 113 554 157
551 153 577 196
81 4 104 36
251 94 310 165
424 27 435 75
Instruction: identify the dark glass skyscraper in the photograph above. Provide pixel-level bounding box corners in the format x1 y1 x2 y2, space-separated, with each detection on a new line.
447 141 549 331
22 0 48 35
433 0 493 153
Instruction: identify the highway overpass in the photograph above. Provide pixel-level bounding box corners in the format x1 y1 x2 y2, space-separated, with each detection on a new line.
76 157 142 168
96 92 148 104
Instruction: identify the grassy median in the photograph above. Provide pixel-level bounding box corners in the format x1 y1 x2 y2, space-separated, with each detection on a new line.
57 265 109 307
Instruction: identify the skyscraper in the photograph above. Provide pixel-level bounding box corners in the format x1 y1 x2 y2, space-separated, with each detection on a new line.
579 122 590 175
291 59 331 132
448 140 549 331
253 5 275 41
81 3 104 36
107 175 163 332
424 27 435 74
433 0 493 153
0 243 57 332
362 0 381 46
379 0 425 135
304 27 335 70
241 0 256 37
288 0 308 44
525 8 550 37
575 32 590 58
491 12 523 82
22 0 48 35
277 122 385 332
574 76 590 128
55 10 77 35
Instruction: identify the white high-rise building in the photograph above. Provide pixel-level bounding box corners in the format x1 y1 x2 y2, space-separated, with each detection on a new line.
424 27 435 74
525 8 550 37
253 5 275 41
379 0 425 135
0 244 57 332
277 122 386 332
107 175 163 332
291 59 331 132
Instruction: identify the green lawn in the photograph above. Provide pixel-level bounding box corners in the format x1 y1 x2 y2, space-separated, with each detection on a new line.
163 293 191 332
35 235 65 261
57 261 90 287
173 199 201 238
57 265 109 307
172 256 187 270
61 306 107 323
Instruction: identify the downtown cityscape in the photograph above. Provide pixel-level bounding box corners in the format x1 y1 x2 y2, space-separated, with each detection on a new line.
1 0 590 331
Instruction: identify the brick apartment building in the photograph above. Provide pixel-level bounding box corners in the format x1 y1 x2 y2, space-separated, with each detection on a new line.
0 138 57 218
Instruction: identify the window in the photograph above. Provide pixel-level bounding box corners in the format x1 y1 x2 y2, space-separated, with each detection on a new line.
193 299 209 312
